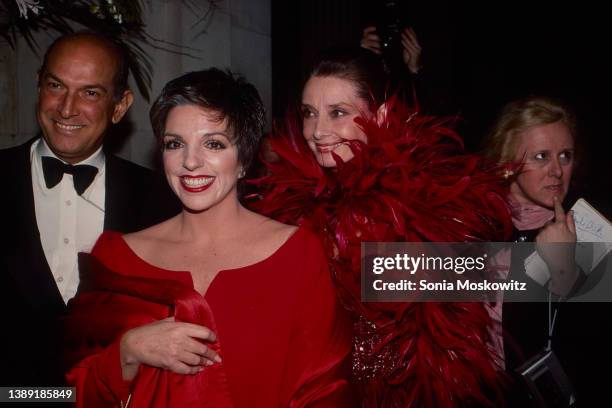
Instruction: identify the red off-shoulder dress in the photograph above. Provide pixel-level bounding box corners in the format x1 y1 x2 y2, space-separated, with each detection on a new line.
64 228 353 408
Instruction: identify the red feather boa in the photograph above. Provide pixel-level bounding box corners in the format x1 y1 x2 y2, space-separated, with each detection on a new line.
249 99 512 407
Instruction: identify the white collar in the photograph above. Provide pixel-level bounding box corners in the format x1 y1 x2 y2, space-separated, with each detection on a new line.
35 138 105 170
31 138 106 194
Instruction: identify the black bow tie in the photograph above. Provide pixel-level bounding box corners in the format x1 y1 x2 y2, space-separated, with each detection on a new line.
41 156 99 195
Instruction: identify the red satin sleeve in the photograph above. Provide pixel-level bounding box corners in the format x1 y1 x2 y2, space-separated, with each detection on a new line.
66 339 131 407
90 231 127 271
65 232 137 407
282 230 354 407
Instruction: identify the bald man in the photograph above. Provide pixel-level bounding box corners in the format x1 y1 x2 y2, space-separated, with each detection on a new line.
0 32 179 387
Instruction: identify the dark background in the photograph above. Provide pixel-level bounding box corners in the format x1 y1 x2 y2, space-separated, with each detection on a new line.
271 0 611 215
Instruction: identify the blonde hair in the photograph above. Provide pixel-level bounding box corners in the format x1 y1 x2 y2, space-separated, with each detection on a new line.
484 96 576 163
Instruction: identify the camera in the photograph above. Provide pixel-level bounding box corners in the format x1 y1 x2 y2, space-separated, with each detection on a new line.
376 0 410 74
517 348 577 407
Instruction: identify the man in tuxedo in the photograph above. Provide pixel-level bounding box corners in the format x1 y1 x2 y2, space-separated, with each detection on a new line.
0 32 179 388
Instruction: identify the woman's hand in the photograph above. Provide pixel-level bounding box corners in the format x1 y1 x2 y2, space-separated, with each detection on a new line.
119 317 221 381
535 196 578 296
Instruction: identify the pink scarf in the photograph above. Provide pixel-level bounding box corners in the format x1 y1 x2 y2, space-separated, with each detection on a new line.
509 197 554 231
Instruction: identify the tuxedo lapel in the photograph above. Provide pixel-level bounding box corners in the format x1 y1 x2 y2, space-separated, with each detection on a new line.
104 155 138 232
4 141 66 315
103 153 179 233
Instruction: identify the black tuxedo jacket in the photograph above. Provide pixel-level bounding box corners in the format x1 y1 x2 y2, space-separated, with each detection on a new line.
0 139 180 387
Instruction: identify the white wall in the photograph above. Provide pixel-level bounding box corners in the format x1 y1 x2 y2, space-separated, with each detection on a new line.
0 0 271 168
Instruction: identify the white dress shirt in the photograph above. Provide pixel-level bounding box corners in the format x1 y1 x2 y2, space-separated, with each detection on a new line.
31 139 106 304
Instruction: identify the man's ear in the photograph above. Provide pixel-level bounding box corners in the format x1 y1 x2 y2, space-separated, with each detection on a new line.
376 102 388 126
111 90 134 124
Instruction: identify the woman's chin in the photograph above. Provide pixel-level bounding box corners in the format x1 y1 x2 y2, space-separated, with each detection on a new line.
179 199 214 214
314 151 353 168
318 158 338 168
510 188 567 210
313 153 336 168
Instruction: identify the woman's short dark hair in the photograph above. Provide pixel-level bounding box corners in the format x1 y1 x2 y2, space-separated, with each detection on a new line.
307 46 389 108
150 68 266 170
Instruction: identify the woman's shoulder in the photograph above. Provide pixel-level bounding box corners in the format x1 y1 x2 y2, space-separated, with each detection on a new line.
88 231 134 273
265 219 299 241
238 211 326 262
91 230 126 256
244 211 298 241
92 217 179 265
258 221 326 265
122 215 179 248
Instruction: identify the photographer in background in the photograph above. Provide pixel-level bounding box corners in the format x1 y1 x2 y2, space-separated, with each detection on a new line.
359 0 456 115
361 26 422 75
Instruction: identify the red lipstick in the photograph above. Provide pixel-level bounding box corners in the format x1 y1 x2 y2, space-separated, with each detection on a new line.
180 175 215 193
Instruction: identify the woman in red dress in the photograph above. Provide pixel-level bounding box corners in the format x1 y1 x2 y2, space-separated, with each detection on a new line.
252 47 513 407
63 68 353 407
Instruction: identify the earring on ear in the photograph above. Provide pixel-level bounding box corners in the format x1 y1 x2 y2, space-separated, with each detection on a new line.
238 168 246 179
503 169 514 179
